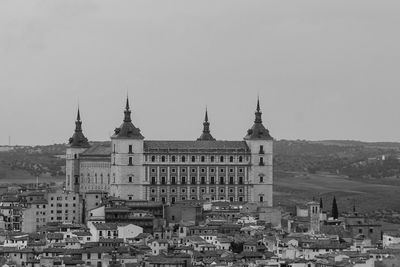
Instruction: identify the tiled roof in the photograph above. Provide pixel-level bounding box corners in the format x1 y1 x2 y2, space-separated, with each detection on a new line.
144 140 249 152
81 143 111 156
84 246 114 253
147 256 187 264
99 238 124 243
74 231 92 236
47 233 64 240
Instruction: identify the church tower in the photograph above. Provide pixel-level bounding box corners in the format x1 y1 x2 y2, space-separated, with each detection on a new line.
244 98 273 207
109 97 145 200
66 108 90 192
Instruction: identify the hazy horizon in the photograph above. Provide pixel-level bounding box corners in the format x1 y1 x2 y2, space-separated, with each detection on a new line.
1 1 400 145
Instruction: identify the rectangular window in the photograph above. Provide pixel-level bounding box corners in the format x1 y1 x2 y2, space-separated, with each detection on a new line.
191 177 196 184
259 157 264 166
151 177 156 185
171 176 176 185
181 177 186 185
129 176 133 183
210 177 215 184
239 177 243 184
229 177 234 184
128 145 133 153
128 157 133 165
161 177 166 185
259 196 264 202
201 177 206 184
259 176 263 183
259 145 264 154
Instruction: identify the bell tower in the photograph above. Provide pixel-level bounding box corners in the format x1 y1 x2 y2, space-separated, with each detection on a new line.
66 108 90 192
244 98 273 207
109 97 145 200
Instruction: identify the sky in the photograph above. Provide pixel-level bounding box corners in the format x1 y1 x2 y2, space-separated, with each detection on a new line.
0 0 400 145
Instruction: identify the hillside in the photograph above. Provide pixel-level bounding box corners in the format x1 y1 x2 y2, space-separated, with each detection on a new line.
274 140 400 178
1 140 400 215
2 139 400 182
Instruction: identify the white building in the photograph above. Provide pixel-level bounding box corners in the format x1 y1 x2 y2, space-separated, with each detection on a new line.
66 98 273 207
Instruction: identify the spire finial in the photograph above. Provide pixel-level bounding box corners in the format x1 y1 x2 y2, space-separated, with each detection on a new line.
125 95 130 111
254 97 262 123
69 106 90 148
197 106 215 141
77 107 81 121
123 96 132 123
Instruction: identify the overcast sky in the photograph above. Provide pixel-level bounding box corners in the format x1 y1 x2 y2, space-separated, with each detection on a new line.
0 0 399 145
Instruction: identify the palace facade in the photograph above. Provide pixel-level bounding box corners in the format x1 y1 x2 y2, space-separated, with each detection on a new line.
65 98 273 207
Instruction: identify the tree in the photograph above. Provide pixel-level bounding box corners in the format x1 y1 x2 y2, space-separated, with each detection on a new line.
331 196 339 219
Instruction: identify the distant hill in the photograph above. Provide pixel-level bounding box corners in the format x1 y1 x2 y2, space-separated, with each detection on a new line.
1 139 400 182
313 140 400 150
274 139 400 178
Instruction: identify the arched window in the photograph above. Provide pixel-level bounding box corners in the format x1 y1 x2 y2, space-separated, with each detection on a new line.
211 156 214 162
220 156 224 162
230 156 234 163
191 156 196 162
151 156 155 162
87 174 90 184
172 156 176 162
107 174 110 184
181 156 186 162
100 174 103 184
95 174 97 184
201 156 205 162
161 156 166 162
239 156 243 162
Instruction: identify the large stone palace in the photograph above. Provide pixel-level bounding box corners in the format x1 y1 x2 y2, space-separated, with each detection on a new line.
65 98 273 207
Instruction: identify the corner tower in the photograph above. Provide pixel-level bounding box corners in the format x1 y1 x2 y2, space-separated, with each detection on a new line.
66 108 90 192
244 98 273 207
109 97 145 200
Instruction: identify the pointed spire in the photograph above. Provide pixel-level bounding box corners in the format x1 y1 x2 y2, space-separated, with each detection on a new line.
68 107 90 148
255 97 262 124
112 96 144 139
75 108 82 132
197 107 216 141
76 108 81 122
124 96 132 123
125 96 130 111
244 97 273 140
